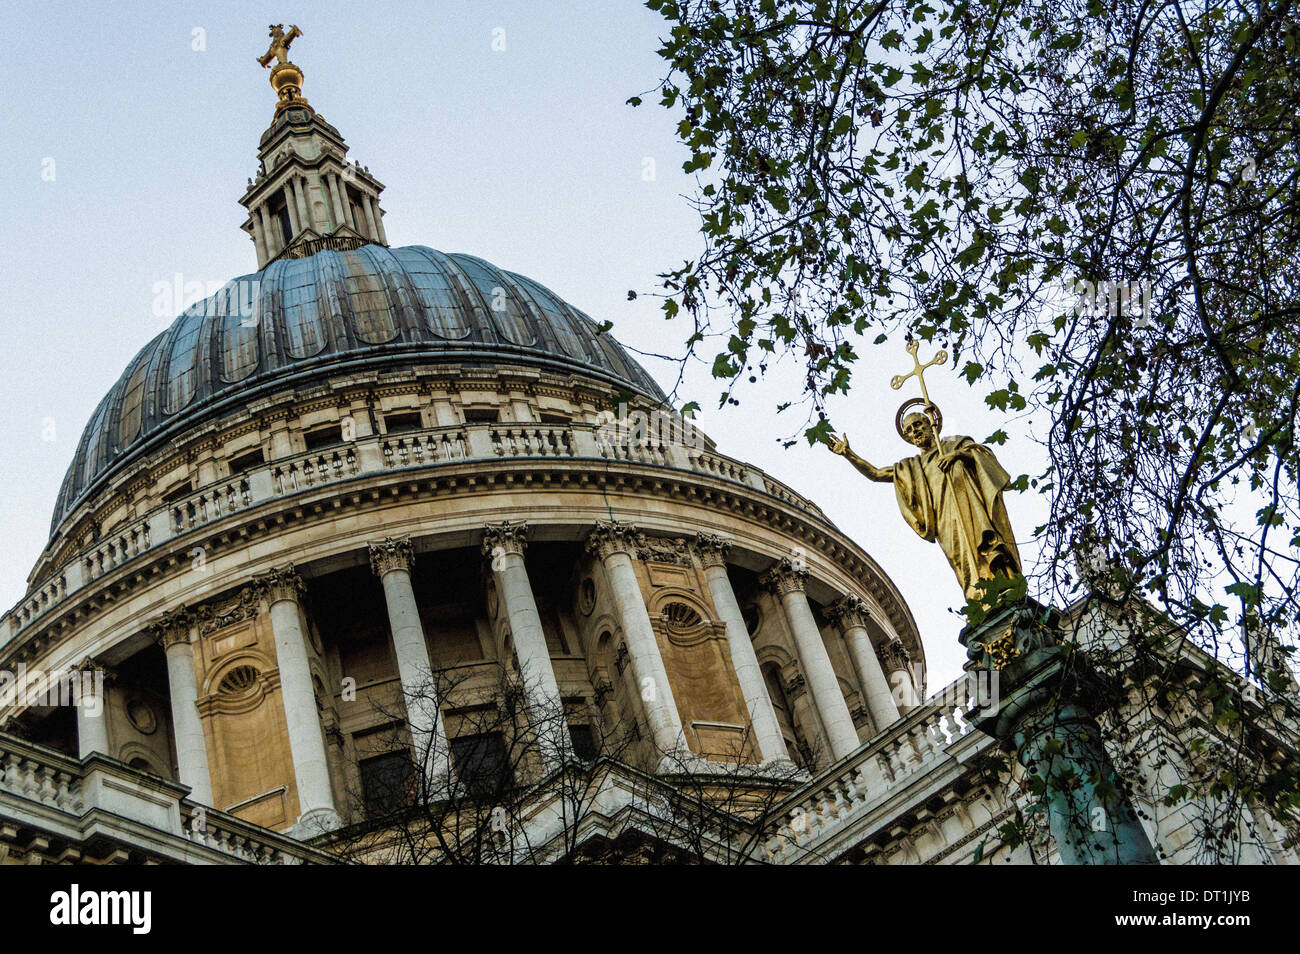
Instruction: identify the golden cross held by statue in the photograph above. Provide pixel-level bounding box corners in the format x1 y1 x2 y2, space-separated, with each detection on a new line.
258 24 302 68
890 339 949 405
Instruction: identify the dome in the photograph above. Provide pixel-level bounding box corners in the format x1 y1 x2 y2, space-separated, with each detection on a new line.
51 245 666 533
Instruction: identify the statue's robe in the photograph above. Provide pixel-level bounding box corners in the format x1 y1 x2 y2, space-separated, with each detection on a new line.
892 435 1022 599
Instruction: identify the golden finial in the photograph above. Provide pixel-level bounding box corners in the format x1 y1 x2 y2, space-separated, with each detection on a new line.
258 24 309 113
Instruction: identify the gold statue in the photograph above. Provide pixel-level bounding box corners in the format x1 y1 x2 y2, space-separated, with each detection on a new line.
258 24 302 68
829 341 1021 600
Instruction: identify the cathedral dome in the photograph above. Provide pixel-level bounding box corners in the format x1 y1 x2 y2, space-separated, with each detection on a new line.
51 244 666 532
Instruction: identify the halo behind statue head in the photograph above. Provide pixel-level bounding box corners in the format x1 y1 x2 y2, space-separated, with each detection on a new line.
895 398 942 440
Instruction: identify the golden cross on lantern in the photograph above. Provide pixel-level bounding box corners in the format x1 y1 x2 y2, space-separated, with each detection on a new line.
258 24 302 68
890 339 948 405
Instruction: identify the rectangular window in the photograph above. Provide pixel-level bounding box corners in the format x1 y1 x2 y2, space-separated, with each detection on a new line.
539 412 570 426
462 407 499 424
450 732 511 798
227 447 265 474
384 411 423 434
303 423 343 450
359 751 415 817
568 724 597 762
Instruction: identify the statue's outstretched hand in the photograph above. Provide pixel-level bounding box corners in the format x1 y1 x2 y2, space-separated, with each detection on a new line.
829 433 850 456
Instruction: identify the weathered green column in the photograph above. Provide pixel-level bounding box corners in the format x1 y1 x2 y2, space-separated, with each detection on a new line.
961 600 1158 865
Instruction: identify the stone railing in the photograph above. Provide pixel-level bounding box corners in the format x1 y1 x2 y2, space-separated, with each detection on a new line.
492 424 575 458
4 419 832 647
178 801 335 865
763 680 989 864
382 429 468 468
172 476 252 533
83 517 152 582
0 735 84 815
272 445 360 495
0 730 333 864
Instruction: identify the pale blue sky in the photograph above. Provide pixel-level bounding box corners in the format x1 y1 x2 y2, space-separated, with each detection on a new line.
0 1 1045 689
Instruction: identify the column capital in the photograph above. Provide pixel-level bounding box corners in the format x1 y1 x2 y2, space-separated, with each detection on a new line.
259 565 304 605
151 607 195 650
369 536 414 578
71 656 115 685
759 557 809 597
585 520 642 561
826 595 870 630
483 521 529 560
693 532 733 569
880 639 912 672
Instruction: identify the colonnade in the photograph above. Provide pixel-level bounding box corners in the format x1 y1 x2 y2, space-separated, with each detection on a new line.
76 522 917 834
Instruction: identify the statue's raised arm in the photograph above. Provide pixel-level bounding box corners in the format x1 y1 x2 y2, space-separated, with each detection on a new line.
829 433 894 482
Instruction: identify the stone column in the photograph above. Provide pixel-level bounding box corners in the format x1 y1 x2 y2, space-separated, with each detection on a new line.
327 173 346 231
695 533 788 762
827 596 901 734
283 183 300 237
881 639 919 713
261 566 339 832
74 658 110 759
373 200 389 245
481 523 570 762
153 610 214 805
362 193 380 241
258 204 278 257
249 215 268 267
293 177 311 232
341 175 358 229
369 537 449 789
586 522 686 757
761 559 859 760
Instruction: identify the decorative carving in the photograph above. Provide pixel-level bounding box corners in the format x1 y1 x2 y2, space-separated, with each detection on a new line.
614 641 631 675
194 585 263 636
151 607 194 650
760 558 809 597
635 536 693 567
783 672 807 701
693 532 732 569
826 595 870 631
368 537 414 578
483 521 529 562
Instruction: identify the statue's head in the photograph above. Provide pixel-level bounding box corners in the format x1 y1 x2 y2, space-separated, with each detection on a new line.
901 411 937 449
269 23 284 37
